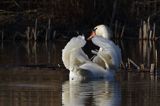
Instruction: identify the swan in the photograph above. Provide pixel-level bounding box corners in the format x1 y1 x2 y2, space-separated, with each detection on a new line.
88 25 122 71
62 25 121 80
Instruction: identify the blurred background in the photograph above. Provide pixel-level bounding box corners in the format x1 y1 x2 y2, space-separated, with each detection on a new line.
0 0 160 40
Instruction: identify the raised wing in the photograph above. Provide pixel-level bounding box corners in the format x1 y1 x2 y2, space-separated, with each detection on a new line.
91 36 122 70
62 36 90 71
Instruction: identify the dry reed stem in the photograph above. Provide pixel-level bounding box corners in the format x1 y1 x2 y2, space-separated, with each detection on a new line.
139 17 157 40
34 18 37 41
110 0 117 27
128 58 140 70
155 49 157 69
45 18 51 41
140 64 145 70
53 30 56 39
143 21 147 39
152 23 156 40
147 17 150 32
150 63 155 73
149 30 152 39
139 26 142 39
26 26 30 40
120 25 125 39
114 20 118 38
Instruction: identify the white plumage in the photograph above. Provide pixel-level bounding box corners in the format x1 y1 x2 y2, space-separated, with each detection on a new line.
62 25 121 81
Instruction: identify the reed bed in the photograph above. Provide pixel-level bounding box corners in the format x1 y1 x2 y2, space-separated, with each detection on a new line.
0 0 160 40
120 48 158 74
121 57 157 73
138 17 158 40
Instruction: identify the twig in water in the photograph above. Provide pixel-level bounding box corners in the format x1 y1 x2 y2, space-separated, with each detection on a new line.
128 58 140 70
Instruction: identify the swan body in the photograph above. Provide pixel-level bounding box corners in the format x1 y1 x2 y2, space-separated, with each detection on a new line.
92 36 121 71
62 25 121 80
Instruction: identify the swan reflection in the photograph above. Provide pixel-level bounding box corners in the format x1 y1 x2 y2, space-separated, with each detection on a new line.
62 80 121 106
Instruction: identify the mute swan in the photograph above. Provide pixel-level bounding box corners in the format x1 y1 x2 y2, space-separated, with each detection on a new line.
88 25 121 71
62 25 121 80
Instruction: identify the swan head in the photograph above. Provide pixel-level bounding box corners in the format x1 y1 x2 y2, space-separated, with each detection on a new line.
88 25 112 40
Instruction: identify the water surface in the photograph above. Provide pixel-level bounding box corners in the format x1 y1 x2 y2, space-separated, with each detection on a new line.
0 40 160 106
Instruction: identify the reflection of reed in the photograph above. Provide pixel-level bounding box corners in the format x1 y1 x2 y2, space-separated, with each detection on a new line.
120 72 158 106
0 69 66 106
0 41 66 67
0 88 60 106
33 42 37 64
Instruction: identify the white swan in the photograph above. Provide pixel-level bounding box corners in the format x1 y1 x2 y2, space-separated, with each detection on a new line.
88 25 122 71
62 25 121 80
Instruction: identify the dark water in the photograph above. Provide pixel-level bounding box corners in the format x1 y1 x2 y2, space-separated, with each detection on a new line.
0 40 160 106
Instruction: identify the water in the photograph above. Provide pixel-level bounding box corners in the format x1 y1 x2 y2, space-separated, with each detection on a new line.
62 80 121 106
0 39 160 106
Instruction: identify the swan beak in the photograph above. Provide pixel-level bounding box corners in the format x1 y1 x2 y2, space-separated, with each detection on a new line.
87 31 96 40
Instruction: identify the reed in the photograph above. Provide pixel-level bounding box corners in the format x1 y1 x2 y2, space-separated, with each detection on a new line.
0 0 160 40
1 31 4 41
128 58 140 70
113 20 125 39
150 64 155 73
53 31 57 40
140 64 145 71
155 49 158 69
138 17 157 40
45 18 51 41
121 58 157 73
33 18 38 41
152 23 156 40
26 26 30 40
139 25 142 39
114 20 118 38
120 25 125 39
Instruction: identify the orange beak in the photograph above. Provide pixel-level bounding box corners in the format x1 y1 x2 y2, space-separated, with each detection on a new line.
87 31 96 40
